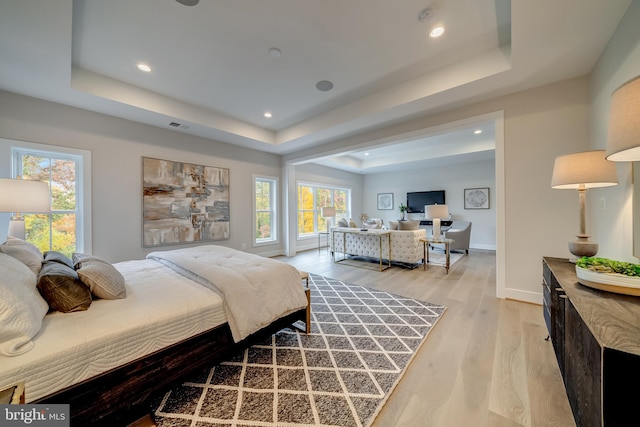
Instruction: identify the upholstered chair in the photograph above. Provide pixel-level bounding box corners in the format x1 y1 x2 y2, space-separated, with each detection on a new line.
443 221 472 254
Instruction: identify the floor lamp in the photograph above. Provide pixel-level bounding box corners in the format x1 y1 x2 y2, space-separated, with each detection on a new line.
0 178 51 240
551 150 618 260
425 204 449 239
321 206 336 232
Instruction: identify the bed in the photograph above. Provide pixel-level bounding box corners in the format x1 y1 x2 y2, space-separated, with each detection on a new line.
0 242 308 426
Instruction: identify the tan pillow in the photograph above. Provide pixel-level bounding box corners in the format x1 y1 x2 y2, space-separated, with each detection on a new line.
348 219 358 228
398 220 420 230
388 221 398 230
73 253 126 299
0 237 43 276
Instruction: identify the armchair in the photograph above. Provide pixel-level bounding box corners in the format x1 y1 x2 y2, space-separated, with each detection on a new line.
443 221 472 254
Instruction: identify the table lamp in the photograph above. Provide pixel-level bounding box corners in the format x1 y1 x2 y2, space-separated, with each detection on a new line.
0 178 50 240
425 204 449 239
321 206 336 232
605 75 640 161
551 150 618 259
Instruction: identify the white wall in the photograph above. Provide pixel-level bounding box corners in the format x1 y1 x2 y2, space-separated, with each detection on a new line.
589 0 640 262
363 158 496 250
0 91 284 262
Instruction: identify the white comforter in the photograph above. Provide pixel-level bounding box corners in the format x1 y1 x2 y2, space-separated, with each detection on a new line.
147 245 307 342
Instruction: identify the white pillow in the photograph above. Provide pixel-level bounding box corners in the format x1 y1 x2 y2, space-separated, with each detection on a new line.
0 236 44 276
0 253 49 356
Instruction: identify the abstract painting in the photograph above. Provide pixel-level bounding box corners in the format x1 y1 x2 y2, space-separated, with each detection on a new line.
142 157 230 246
464 187 490 209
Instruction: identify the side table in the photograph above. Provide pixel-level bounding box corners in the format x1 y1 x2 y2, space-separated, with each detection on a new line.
421 237 455 273
317 232 330 253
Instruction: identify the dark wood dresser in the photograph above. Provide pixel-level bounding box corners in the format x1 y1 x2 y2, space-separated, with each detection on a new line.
543 257 640 427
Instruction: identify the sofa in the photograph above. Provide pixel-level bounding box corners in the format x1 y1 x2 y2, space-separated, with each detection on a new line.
330 226 426 267
443 221 472 254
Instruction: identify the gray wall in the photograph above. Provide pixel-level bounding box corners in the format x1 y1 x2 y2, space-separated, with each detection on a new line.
0 91 284 262
589 0 640 262
363 158 496 250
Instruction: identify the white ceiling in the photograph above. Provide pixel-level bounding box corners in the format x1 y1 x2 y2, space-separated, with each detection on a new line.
0 0 631 173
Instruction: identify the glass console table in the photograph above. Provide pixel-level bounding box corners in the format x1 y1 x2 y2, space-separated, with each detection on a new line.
421 237 455 273
332 229 392 271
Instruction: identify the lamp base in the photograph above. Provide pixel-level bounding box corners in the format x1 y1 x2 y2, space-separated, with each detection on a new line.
8 217 26 240
568 235 598 262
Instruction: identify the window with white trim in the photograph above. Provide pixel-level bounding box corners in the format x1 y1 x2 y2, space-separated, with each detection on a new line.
254 175 277 244
297 182 350 237
12 147 86 257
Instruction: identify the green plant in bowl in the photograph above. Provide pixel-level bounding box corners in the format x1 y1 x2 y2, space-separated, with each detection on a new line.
575 257 640 277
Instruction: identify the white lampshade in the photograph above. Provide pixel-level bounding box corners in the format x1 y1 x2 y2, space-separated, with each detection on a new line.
321 206 336 217
0 178 50 213
424 204 449 219
551 150 618 189
606 75 640 162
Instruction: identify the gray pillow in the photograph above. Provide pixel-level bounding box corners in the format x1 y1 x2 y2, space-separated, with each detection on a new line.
43 251 74 269
337 218 349 227
388 221 399 230
73 253 126 300
37 261 92 313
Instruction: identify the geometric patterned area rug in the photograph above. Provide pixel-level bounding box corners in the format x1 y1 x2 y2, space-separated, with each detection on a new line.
152 274 446 427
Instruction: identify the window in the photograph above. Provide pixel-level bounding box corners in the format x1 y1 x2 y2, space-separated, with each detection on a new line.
12 147 87 257
297 182 350 237
254 176 277 244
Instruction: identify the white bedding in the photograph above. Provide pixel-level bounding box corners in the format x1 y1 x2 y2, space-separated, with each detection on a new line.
0 259 226 403
148 245 308 342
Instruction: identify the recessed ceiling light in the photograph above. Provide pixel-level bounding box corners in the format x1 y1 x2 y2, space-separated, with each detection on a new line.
430 26 445 38
316 80 334 92
268 47 281 58
264 112 272 118
364 152 370 156
137 63 151 72
474 129 482 135
176 0 199 5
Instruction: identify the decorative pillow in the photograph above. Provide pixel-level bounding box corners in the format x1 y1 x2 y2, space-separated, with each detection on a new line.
0 237 43 276
398 220 420 230
73 253 126 300
43 251 74 269
337 218 349 227
388 221 399 230
348 219 358 228
37 261 92 313
0 253 49 356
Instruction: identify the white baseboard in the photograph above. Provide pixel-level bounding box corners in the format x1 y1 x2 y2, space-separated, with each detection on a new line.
470 243 496 251
504 288 542 305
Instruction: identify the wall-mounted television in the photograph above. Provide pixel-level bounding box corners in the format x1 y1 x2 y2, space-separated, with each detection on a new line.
406 190 445 213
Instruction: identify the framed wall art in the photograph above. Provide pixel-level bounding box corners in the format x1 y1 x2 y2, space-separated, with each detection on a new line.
464 187 490 209
377 193 394 210
142 157 230 246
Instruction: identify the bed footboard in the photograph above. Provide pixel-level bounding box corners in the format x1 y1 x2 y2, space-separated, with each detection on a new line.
35 308 306 426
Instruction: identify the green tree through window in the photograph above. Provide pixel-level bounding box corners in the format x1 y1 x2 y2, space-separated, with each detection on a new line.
297 183 350 237
15 150 80 257
254 176 277 243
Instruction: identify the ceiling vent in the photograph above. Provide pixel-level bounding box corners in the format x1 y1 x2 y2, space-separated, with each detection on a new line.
169 122 181 127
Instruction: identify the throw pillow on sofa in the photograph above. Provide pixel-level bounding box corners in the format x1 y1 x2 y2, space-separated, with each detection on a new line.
398 220 420 230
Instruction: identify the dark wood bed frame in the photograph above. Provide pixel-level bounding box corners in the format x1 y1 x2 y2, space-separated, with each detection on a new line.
34 308 307 426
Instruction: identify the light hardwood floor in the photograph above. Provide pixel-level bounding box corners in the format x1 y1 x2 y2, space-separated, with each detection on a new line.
274 248 576 427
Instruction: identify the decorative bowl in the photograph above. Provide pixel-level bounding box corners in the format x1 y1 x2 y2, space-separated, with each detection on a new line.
576 266 640 296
